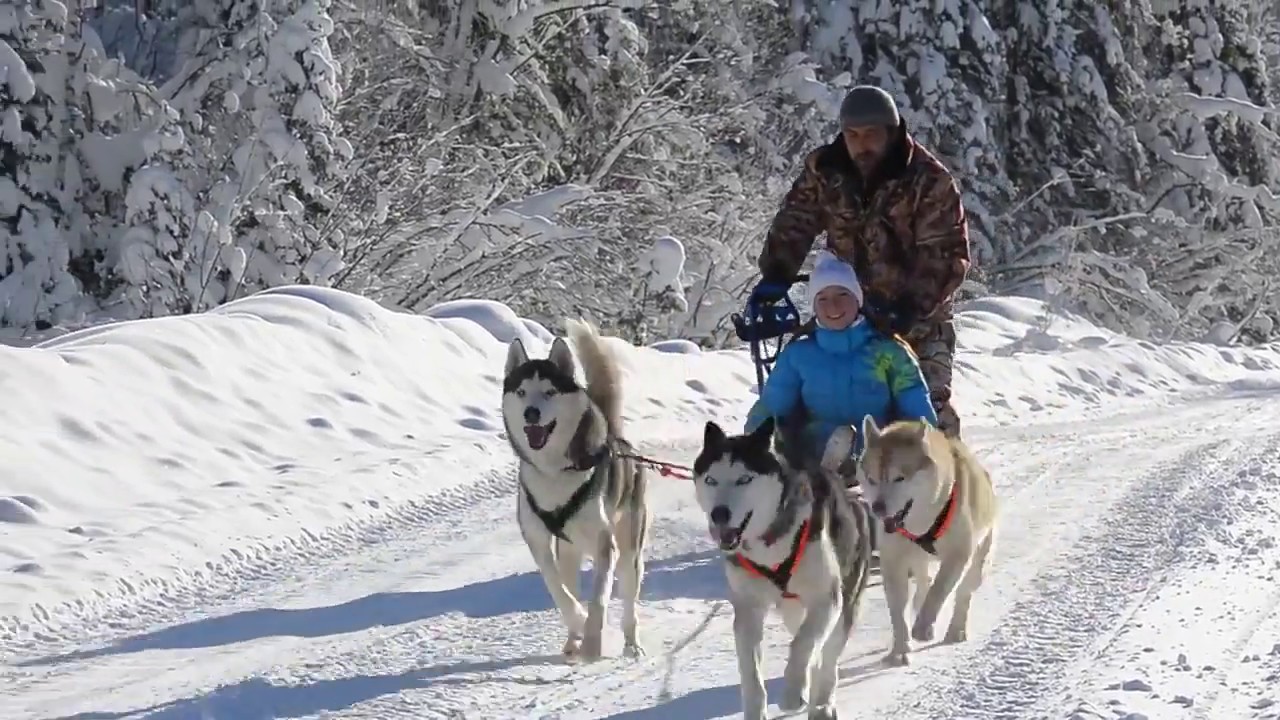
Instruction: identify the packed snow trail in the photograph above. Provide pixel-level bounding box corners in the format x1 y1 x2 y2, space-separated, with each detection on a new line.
5 288 1280 719
5 389 1279 720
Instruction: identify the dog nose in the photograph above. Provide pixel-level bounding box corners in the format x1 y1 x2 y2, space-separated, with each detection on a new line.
870 500 886 515
710 505 731 526
524 406 541 424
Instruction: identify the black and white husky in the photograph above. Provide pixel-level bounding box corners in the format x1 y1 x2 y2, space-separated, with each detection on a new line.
502 319 650 661
694 415 873 720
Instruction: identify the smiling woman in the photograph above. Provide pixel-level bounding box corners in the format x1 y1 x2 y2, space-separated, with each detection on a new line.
743 252 939 464
808 252 864 331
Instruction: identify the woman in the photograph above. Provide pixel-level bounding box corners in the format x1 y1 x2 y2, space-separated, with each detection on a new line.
744 251 938 461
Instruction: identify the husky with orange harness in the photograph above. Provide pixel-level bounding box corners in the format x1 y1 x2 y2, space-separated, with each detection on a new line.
853 414 997 667
694 416 873 720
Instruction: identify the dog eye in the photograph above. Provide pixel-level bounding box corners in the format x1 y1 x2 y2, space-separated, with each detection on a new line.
545 389 557 396
892 476 905 484
704 477 718 486
735 475 753 486
516 388 526 398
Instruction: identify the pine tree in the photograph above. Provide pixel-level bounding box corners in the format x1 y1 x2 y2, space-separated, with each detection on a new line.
0 0 81 331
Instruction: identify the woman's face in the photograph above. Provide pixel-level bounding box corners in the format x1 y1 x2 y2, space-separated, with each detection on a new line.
815 286 860 330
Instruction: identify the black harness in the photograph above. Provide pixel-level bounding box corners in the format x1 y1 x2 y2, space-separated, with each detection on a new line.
521 440 612 543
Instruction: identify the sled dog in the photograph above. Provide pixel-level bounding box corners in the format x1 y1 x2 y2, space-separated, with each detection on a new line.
693 415 873 720
855 415 997 666
502 320 650 661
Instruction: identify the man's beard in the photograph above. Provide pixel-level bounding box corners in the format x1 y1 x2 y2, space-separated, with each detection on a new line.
854 154 879 175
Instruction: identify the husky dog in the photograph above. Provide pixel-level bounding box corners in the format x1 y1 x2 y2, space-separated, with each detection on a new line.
694 414 873 720
854 415 997 667
502 320 649 661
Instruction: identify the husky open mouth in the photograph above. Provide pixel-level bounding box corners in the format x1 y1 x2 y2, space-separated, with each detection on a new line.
882 499 914 534
524 420 557 450
712 510 753 552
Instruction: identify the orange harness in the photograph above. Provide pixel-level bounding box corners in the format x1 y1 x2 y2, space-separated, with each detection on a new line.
895 481 959 555
731 519 813 599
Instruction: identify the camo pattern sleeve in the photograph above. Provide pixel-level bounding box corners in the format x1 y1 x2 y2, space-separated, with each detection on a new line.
758 150 828 282
909 165 971 318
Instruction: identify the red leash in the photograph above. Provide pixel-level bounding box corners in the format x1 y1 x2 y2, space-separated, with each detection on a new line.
622 453 693 480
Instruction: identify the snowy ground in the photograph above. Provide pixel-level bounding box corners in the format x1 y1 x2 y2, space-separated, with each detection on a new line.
3 286 1280 720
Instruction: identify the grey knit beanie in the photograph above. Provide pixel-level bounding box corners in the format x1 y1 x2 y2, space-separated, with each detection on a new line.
838 86 900 129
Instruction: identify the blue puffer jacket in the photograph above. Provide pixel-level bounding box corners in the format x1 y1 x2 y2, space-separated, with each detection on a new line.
744 318 938 460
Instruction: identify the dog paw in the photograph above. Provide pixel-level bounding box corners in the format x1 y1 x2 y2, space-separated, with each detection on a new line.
578 634 604 661
779 686 807 712
944 626 967 644
882 649 910 667
808 705 838 720
911 620 935 643
623 641 646 659
568 606 589 635
562 634 583 658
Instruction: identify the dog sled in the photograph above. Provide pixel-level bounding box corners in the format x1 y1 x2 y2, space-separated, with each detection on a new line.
730 273 812 393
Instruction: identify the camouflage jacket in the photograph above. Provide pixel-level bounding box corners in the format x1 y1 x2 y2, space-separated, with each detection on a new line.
758 125 971 327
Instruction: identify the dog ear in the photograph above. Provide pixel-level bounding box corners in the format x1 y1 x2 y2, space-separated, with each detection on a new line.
505 338 529 375
915 418 932 440
820 425 857 473
748 416 775 448
703 420 727 449
548 336 576 376
860 414 881 445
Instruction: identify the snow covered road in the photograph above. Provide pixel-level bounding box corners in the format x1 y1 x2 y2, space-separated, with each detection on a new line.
5 289 1280 719
6 387 1279 720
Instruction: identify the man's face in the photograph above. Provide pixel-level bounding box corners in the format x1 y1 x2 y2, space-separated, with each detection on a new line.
841 125 891 176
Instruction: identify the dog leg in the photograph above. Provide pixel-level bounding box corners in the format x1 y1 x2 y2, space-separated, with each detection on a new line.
880 549 912 666
912 550 967 643
580 525 619 661
553 539 587 657
733 596 770 720
775 597 804 635
617 509 648 657
946 530 993 643
910 558 932 621
555 538 583 602
807 600 851 720
521 516 588 658
782 587 839 712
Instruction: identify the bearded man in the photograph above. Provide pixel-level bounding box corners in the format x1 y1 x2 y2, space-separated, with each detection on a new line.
752 85 971 437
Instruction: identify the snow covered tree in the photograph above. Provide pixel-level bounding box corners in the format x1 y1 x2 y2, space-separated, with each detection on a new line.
789 0 1010 269
153 0 350 306
616 235 688 344
0 0 83 332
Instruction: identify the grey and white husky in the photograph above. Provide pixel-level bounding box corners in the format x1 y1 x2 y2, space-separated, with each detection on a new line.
693 415 874 720
502 319 650 661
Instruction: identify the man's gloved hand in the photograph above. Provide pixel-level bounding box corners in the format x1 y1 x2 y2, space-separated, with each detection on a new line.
750 278 793 305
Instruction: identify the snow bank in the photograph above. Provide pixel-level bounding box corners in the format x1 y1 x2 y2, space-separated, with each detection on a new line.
953 296 1280 424
0 287 757 634
2 288 1279 637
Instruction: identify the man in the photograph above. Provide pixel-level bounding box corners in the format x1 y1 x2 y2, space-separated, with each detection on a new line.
754 85 971 438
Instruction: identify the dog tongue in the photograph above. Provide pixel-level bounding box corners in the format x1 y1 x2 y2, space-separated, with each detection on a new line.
524 424 550 449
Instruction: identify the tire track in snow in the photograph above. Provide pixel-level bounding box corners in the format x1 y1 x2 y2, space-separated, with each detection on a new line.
0 448 521 660
434 394 1278 720
882 432 1280 720
0 435 710 720
0 427 704 666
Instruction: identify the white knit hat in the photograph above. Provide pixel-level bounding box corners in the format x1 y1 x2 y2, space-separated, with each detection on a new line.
807 250 864 308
